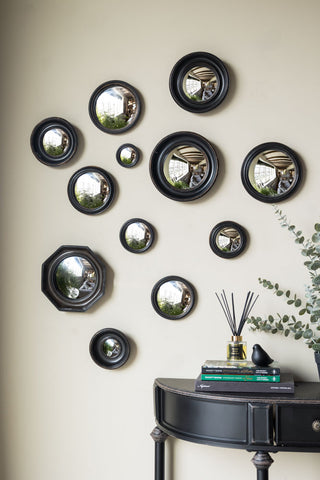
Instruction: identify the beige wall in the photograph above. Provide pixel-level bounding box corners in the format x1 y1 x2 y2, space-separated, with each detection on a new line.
1 0 320 478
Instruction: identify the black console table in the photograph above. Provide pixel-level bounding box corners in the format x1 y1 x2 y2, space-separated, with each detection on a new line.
152 378 320 480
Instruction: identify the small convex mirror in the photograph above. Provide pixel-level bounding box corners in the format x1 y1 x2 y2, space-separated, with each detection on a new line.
42 246 106 311
209 221 247 258
68 167 115 215
116 143 140 168
89 328 130 369
89 80 141 134
241 142 302 203
120 218 155 253
30 117 78 166
151 276 195 319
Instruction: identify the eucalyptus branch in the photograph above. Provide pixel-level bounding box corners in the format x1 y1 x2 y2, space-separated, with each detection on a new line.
247 207 320 352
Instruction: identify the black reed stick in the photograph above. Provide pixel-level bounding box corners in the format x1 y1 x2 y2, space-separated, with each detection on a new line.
215 290 259 336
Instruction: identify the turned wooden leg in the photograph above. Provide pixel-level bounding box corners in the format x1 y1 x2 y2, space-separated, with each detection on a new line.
151 427 168 480
251 452 274 480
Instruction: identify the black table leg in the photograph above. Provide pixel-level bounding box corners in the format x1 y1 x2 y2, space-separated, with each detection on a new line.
251 452 274 480
151 427 168 480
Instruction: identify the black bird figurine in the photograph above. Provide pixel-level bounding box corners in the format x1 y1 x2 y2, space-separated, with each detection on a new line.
251 344 274 367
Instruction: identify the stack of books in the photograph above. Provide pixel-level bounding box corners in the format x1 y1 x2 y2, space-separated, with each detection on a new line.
195 360 295 394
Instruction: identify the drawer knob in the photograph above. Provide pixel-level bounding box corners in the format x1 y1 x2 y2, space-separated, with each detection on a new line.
312 420 320 432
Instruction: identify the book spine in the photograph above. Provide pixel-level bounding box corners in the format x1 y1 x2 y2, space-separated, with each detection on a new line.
202 367 280 375
200 374 280 382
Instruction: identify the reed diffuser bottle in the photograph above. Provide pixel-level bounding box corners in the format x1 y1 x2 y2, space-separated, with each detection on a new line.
215 290 258 362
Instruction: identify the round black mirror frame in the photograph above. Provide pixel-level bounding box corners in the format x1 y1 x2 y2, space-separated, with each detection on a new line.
241 142 302 203
209 221 247 259
89 328 130 369
116 143 140 168
151 275 196 320
150 131 219 202
120 218 155 254
30 117 78 166
41 245 106 312
169 51 229 113
88 80 142 134
67 166 115 215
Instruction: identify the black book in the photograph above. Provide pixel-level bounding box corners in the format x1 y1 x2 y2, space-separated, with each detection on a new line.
195 372 294 394
202 359 280 376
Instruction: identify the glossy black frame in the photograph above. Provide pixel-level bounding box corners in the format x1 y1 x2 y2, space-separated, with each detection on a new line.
209 221 247 258
89 328 130 369
151 275 196 320
41 245 106 312
88 80 141 134
116 143 140 168
30 117 78 166
120 218 155 254
241 142 302 203
169 51 229 113
150 131 219 202
68 166 115 215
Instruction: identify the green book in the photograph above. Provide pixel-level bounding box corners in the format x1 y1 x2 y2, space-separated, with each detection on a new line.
200 374 280 382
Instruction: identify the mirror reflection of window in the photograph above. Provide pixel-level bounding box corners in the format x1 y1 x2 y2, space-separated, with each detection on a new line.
165 145 208 190
74 172 109 209
55 256 96 300
43 128 69 157
251 150 295 197
96 86 137 130
157 281 191 316
183 66 218 102
217 228 241 252
125 222 150 250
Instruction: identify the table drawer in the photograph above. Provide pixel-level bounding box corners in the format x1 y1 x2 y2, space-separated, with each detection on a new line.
276 404 320 446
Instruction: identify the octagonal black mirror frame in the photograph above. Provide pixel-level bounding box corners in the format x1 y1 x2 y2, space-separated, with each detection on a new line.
89 328 130 369
149 131 219 202
169 51 229 113
30 117 78 166
41 245 106 311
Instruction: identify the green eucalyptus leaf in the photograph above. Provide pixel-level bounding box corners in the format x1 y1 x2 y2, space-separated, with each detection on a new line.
288 225 295 231
285 290 291 297
303 329 313 339
295 331 303 340
295 299 302 307
276 290 284 296
287 299 294 305
311 261 320 270
315 223 320 232
285 329 290 337
268 315 274 322
312 232 320 243
271 328 278 334
299 308 307 315
313 275 320 285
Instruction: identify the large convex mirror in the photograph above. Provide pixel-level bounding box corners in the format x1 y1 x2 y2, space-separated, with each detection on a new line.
55 256 97 299
150 132 219 201
68 167 115 214
30 117 78 166
90 328 130 369
42 246 106 311
151 276 195 319
89 81 141 134
209 221 247 258
241 143 302 203
120 218 155 253
169 52 229 113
